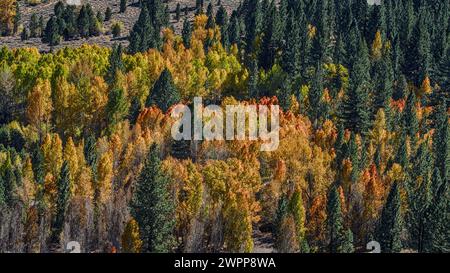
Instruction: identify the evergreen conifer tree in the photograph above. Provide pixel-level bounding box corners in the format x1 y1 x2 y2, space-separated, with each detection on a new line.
131 143 175 252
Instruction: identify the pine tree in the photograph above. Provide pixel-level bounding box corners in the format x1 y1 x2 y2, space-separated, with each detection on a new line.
181 18 192 48
131 143 175 253
393 74 408 101
281 10 300 79
279 75 292 111
395 132 409 170
105 7 112 22
259 0 282 70
247 58 259 99
43 16 60 47
404 9 431 85
13 1 20 35
21 27 29 41
106 44 125 85
432 101 449 181
96 11 104 24
128 6 158 53
308 63 325 127
30 13 39 38
49 161 71 248
341 229 354 253
326 185 346 253
408 142 433 252
216 5 229 48
377 181 403 253
77 5 90 38
175 3 181 22
206 2 215 29
63 5 78 40
120 0 127 13
366 1 386 42
402 91 419 144
105 88 129 135
310 0 332 63
196 0 204 14
423 168 449 252
228 11 241 47
215 5 228 27
434 46 450 107
83 134 98 173
244 0 262 53
146 68 180 113
341 39 371 135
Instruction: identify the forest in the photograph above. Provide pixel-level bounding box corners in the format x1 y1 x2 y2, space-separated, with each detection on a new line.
0 0 449 253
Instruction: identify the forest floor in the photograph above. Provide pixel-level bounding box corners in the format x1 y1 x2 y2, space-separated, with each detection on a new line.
0 0 239 52
252 230 275 253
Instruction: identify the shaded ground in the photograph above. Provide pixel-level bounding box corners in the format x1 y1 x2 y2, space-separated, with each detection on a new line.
253 230 275 253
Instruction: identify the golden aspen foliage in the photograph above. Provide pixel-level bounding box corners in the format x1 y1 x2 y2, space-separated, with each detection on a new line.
41 133 63 180
0 0 16 35
371 30 383 60
26 79 53 136
63 137 93 199
18 157 36 207
96 150 113 204
419 76 432 97
121 218 143 253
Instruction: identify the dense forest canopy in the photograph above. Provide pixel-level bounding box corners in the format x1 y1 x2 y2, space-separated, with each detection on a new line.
0 0 449 253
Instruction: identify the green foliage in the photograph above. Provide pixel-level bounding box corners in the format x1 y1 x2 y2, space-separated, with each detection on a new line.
128 6 160 53
131 143 175 253
106 44 125 85
326 186 347 253
105 88 129 135
146 68 180 113
49 161 71 247
341 39 371 135
377 181 402 253
120 0 127 13
181 18 192 48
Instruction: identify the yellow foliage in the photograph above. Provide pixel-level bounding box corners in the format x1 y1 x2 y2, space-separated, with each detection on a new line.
97 150 113 204
121 218 142 253
371 30 383 60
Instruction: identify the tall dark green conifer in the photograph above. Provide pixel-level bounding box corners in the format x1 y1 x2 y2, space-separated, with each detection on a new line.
182 19 192 49
308 63 325 127
49 161 71 248
423 168 449 253
408 142 432 252
43 16 61 47
106 44 125 85
244 0 262 53
146 68 181 112
432 101 449 181
402 91 419 144
105 88 129 135
377 181 403 253
259 1 282 70
281 10 300 79
131 143 175 253
248 58 259 99
326 185 347 253
341 39 371 135
120 0 127 13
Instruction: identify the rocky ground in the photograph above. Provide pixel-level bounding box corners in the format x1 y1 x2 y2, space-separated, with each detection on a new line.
0 0 239 52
